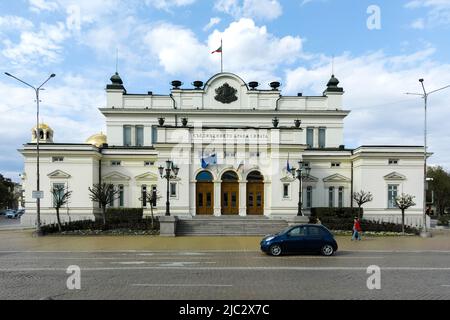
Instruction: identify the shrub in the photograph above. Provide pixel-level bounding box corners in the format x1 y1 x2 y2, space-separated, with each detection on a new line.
317 216 419 234
41 216 159 235
310 207 362 219
93 208 143 223
437 215 449 226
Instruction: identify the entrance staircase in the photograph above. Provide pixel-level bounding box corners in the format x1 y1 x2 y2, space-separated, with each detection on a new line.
176 216 289 236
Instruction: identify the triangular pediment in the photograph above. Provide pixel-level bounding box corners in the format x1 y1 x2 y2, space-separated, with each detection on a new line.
47 170 71 179
280 175 295 183
303 175 319 183
135 172 159 181
323 173 351 183
384 172 406 181
102 171 131 181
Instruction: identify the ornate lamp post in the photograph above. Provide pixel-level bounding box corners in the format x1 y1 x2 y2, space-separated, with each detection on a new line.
158 160 179 216
291 161 311 216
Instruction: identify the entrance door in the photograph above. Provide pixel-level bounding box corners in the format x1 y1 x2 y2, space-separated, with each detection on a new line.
196 171 214 215
221 171 239 215
247 171 264 215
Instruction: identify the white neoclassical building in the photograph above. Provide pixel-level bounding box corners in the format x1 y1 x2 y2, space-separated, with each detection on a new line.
19 72 428 227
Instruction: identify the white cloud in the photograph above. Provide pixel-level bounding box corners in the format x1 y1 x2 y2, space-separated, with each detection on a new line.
405 0 450 28
144 18 302 82
215 0 283 21
2 22 70 65
285 48 450 168
0 16 34 32
29 0 59 12
204 17 221 31
146 0 197 10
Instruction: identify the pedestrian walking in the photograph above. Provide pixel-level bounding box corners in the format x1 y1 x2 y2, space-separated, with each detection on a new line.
316 217 322 225
351 217 362 241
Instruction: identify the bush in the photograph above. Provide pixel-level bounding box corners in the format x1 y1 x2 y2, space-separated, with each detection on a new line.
310 207 362 219
94 208 143 223
41 216 159 235
316 216 419 234
437 215 449 226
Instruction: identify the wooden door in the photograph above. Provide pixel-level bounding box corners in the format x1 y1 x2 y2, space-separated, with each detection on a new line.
247 182 264 215
221 182 239 215
196 182 214 215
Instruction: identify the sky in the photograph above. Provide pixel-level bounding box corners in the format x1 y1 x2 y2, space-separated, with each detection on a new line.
1 0 450 182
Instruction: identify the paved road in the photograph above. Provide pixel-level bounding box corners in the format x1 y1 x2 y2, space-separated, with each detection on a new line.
0 250 449 300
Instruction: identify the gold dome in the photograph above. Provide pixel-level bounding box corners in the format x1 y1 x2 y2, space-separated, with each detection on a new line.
32 123 52 131
86 132 107 147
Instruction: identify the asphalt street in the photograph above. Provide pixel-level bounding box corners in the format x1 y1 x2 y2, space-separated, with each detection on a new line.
0 250 449 300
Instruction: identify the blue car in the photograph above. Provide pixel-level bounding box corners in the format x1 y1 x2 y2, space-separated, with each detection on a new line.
260 224 338 256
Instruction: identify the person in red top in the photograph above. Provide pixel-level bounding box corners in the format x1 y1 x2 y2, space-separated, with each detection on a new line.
352 217 362 241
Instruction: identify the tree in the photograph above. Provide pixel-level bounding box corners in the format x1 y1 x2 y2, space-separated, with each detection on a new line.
427 166 450 216
0 174 16 210
88 183 120 226
51 184 72 232
353 190 373 219
139 190 162 230
395 193 416 234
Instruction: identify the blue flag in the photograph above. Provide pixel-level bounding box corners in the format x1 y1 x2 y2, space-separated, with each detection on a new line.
201 153 217 169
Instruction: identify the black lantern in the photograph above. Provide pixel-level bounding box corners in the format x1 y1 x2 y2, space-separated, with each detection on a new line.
159 160 180 216
193 81 203 89
248 81 259 90
171 80 182 89
270 81 281 90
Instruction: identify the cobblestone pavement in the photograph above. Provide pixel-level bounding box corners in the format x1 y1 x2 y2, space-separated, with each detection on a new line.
0 250 449 300
0 230 449 299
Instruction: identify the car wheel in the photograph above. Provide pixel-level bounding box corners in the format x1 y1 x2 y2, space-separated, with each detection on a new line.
321 244 334 256
269 244 282 256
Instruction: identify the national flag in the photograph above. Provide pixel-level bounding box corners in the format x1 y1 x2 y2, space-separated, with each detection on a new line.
286 153 292 173
211 45 222 54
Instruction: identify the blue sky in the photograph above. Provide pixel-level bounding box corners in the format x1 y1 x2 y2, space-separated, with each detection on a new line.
1 0 450 182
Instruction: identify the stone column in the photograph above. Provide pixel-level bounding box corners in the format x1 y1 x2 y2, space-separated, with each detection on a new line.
239 181 247 216
214 181 221 216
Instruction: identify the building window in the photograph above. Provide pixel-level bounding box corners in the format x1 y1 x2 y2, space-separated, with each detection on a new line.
306 186 312 208
52 183 65 207
118 185 124 207
151 125 158 144
151 185 157 207
338 186 344 208
52 157 64 162
109 185 115 207
388 184 398 208
283 184 290 198
142 185 147 207
123 125 132 146
135 125 144 147
318 127 326 149
170 182 177 197
306 128 314 148
389 159 399 165
328 186 335 208
111 160 121 166
331 162 341 168
144 161 154 167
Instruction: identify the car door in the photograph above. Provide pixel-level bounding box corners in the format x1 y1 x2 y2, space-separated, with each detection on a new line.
283 226 307 253
305 226 325 252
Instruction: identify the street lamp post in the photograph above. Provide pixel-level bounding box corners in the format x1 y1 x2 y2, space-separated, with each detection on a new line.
4 72 56 235
158 160 179 216
406 79 450 237
291 161 311 216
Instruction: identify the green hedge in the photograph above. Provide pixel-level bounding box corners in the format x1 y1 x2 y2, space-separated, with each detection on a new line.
41 216 159 235
309 216 419 234
310 207 362 219
94 208 143 223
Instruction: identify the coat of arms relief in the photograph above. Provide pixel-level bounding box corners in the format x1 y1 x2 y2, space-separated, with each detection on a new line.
215 83 238 104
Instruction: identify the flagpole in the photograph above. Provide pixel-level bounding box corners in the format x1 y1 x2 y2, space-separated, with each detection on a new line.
220 39 223 73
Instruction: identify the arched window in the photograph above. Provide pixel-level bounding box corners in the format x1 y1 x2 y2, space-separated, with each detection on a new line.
221 171 238 181
247 171 264 182
196 171 213 182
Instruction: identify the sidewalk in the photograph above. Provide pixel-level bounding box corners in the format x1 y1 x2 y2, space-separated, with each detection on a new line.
0 229 449 252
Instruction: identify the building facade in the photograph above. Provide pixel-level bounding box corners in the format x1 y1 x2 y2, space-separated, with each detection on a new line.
19 72 428 227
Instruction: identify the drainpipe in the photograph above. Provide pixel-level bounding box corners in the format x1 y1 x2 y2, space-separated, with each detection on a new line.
275 94 282 111
350 151 354 209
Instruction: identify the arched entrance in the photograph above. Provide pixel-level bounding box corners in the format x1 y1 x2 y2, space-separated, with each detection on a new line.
247 171 264 215
221 171 239 215
196 171 214 215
